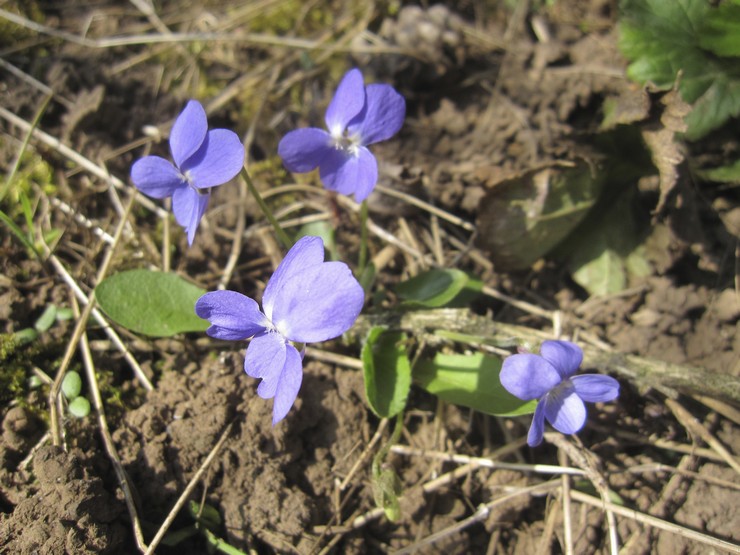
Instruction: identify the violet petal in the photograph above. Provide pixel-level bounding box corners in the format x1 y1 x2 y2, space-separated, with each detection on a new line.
195 291 269 340
245 331 286 385
172 186 209 245
543 386 587 435
262 236 325 321
319 146 378 201
324 68 366 135
271 344 303 424
170 100 208 168
500 354 562 401
347 83 405 145
527 401 547 447
278 128 333 173
571 374 620 403
270 261 365 343
180 129 244 189
131 156 184 199
540 340 583 379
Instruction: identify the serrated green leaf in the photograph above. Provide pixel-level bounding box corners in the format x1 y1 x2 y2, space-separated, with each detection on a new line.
699 1 740 57
96 270 209 337
619 0 740 139
414 353 537 417
361 327 411 418
395 269 469 308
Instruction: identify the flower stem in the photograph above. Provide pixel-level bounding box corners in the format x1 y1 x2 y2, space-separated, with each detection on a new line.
240 166 292 250
358 199 369 274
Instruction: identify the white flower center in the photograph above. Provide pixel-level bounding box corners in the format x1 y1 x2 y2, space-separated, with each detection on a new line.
330 127 362 157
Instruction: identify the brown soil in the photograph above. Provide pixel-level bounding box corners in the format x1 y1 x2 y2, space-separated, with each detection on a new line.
1 1 738 554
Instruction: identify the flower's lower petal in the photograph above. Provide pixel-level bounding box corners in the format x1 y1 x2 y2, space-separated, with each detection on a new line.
195 291 269 340
181 129 244 189
347 83 405 145
270 260 364 343
319 147 378 201
278 128 332 173
500 354 562 401
527 401 547 447
543 387 586 435
540 340 583 379
170 100 208 168
325 69 366 134
262 236 326 322
571 374 620 403
172 186 209 245
131 156 184 199
246 331 286 389
272 345 303 424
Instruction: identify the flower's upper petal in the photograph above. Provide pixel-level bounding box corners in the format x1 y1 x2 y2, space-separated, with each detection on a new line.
272 344 303 424
131 156 184 199
262 236 325 321
325 68 366 135
500 354 563 401
195 290 269 340
319 146 378 201
180 129 244 189
170 100 208 168
527 401 547 447
172 186 209 245
278 128 332 173
347 83 405 145
540 340 583 379
245 331 286 386
270 260 364 343
543 386 587 435
571 374 620 403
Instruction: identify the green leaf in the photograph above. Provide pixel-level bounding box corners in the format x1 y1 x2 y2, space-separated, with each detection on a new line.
697 158 740 183
62 371 82 400
567 192 651 296
68 396 91 418
96 270 209 337
361 327 411 418
372 465 402 522
619 0 740 139
34 305 57 333
395 268 469 308
475 162 604 270
414 353 537 417
699 1 740 57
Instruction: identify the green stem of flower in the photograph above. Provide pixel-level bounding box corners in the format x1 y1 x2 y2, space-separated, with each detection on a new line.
358 199 369 274
240 166 292 250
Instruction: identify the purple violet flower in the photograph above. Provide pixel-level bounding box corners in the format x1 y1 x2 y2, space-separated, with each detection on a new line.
277 68 405 202
131 100 245 245
195 236 365 424
500 340 619 447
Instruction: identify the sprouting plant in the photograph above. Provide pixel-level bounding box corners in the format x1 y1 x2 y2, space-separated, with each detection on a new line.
131 100 245 245
499 340 620 446
278 68 405 201
195 235 365 423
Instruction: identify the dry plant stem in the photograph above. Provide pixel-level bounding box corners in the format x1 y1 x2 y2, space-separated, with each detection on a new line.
390 445 587 477
241 167 292 250
49 198 115 244
392 481 561 555
350 309 740 403
0 7 412 55
72 296 148 552
46 254 153 390
570 490 740 554
559 450 574 555
48 194 137 446
693 394 740 426
144 420 235 555
375 184 476 231
0 106 168 218
0 57 74 109
664 398 740 474
339 418 389 491
536 498 561 555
